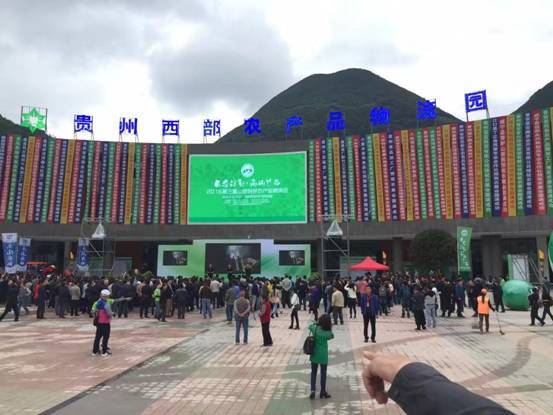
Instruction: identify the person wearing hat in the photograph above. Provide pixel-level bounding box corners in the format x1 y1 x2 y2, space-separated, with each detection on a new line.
92 289 114 356
477 288 495 334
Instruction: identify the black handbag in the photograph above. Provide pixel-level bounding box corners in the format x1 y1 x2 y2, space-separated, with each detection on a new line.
93 311 99 327
303 327 316 355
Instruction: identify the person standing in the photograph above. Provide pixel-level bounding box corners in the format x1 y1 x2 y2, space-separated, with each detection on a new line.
234 290 250 344
492 279 505 313
400 281 411 318
528 287 545 326
259 294 273 346
477 288 495 334
210 278 221 308
453 279 466 318
139 279 152 318
281 276 292 309
289 289 300 330
199 280 213 319
308 314 334 400
424 288 437 328
225 282 237 323
331 286 344 325
360 286 379 343
37 279 48 319
411 287 426 330
0 279 20 322
541 289 553 323
345 281 358 319
57 281 71 318
309 282 321 321
378 283 388 316
92 289 113 357
153 282 162 319
175 282 187 319
69 282 81 316
298 278 308 311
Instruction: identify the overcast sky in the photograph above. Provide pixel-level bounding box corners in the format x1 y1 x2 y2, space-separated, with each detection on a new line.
1 0 551 143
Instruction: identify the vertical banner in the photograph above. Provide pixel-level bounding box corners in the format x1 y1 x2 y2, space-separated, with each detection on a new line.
352 136 362 222
60 139 75 224
326 138 335 216
166 144 174 225
314 139 322 222
346 136 357 221
42 138 55 222
523 113 533 215
387 132 399 220
68 140 82 223
2 233 18 273
146 143 156 224
366 135 377 221
118 142 129 224
97 141 110 221
465 123 476 218
34 138 48 222
321 138 329 218
380 133 391 221
26 137 41 223
77 238 89 272
74 141 88 223
180 144 188 224
506 115 517 216
532 110 546 214
13 136 28 223
0 136 6 219
339 138 349 218
422 129 435 218
435 127 447 218
458 124 469 218
0 136 14 222
450 125 462 219
372 134 384 222
359 136 370 221
409 130 421 220
482 119 492 217
89 141 101 220
172 144 180 224
140 143 149 224
160 144 168 224
154 144 162 224
17 237 31 272
515 114 525 215
332 138 342 221
401 130 413 221
393 131 406 221
47 139 61 223
104 142 116 221
473 121 484 218
457 226 472 275
498 117 509 217
84 140 95 221
6 136 21 222
125 142 136 224
429 128 441 219
416 129 427 219
442 125 453 219
542 109 553 214
491 118 502 216
110 142 122 223
308 140 315 222
20 136 35 223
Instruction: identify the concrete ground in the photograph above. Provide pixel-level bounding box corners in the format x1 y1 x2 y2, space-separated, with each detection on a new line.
1 303 552 415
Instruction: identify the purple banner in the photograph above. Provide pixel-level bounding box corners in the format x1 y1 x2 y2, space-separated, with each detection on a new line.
458 124 469 218
359 136 370 221
321 138 329 217
167 144 175 224
98 142 110 218
387 133 399 220
0 136 6 203
13 137 28 222
34 138 48 222
146 143 156 224
524 113 533 214
339 138 349 217
118 142 129 224
74 141 88 223
491 118 501 216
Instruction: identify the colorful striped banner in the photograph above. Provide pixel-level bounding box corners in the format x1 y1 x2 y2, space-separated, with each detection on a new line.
26 137 41 223
532 110 546 214
442 125 453 219
89 142 101 220
6 136 21 223
458 124 469 218
515 114 525 215
409 130 421 220
366 135 377 221
326 138 335 216
167 144 174 224
104 142 115 222
0 136 6 214
60 139 75 224
314 139 322 222
416 130 427 219
372 134 384 222
308 141 315 222
473 121 483 218
401 130 413 221
321 138 329 217
506 115 517 216
54 139 68 223
97 141 110 221
47 139 61 223
422 129 434 219
435 127 447 218
491 118 502 217
352 136 362 222
160 144 168 224
387 133 399 220
523 113 533 214
35 138 49 222
154 144 162 224
14 137 29 223
346 136 356 221
125 142 136 224
0 136 13 221
20 136 35 223
41 138 55 222
498 117 508 217
180 144 188 224
482 119 492 217
111 142 122 223
332 138 342 221
394 131 406 221
83 141 95 221
74 141 88 224
146 144 155 224
465 123 476 218
173 144 180 224
359 136 370 221
429 128 441 219
118 142 129 224
543 109 553 214
380 133 391 221
140 143 149 224
339 138 349 218
67 140 82 223
450 125 461 219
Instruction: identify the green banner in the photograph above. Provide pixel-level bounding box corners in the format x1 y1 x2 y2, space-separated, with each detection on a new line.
515 113 525 215
41 138 55 222
482 119 492 217
326 138 335 216
308 140 315 222
84 140 94 220
457 226 472 274
132 143 142 224
173 144 181 224
7 136 21 222
104 142 115 221
416 129 427 219
346 136 356 221
542 109 553 214
429 128 441 218
153 144 162 224
366 135 377 220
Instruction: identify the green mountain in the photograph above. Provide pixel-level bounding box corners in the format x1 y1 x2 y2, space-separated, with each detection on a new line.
220 68 462 142
515 80 553 114
0 113 52 139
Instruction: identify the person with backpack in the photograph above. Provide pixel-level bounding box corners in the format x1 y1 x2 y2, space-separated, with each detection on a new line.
92 289 114 357
308 314 334 400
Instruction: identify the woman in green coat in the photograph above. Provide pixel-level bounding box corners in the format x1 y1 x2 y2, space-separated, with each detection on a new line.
309 314 334 400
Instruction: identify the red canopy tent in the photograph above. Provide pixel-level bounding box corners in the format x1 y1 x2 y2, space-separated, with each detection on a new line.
350 257 389 271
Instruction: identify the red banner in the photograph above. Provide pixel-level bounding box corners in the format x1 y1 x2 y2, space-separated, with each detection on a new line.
314 139 322 222
422 129 434 218
353 136 363 222
393 131 406 220
435 127 447 218
451 125 462 219
47 139 62 223
139 144 148 224
466 122 476 218
498 117 508 217
90 142 102 219
380 133 391 221
408 130 420 220
26 138 42 223
160 144 168 224
0 136 14 221
532 110 546 214
68 140 82 223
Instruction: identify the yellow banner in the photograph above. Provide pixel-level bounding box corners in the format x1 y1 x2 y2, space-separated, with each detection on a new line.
332 137 342 221
20 136 36 223
124 143 135 224
442 125 453 219
372 133 384 222
180 144 188 224
506 115 516 216
60 140 75 224
473 120 483 218
401 130 413 220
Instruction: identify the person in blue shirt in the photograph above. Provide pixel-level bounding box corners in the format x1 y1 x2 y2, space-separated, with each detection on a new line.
360 286 380 343
453 279 466 318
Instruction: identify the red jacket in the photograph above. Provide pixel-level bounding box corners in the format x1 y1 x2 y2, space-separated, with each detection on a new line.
260 299 271 323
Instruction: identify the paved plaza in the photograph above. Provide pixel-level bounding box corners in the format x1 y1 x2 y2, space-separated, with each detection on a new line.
1 305 553 415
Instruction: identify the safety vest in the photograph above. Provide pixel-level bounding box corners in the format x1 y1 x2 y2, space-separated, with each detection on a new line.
477 295 490 315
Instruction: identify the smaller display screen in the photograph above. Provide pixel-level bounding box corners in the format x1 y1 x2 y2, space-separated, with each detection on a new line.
279 250 305 266
205 243 261 273
163 250 188 266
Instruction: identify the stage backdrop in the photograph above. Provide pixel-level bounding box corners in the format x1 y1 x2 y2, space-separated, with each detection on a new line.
187 152 307 224
157 239 311 278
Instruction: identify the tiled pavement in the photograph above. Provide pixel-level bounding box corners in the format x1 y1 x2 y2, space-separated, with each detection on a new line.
1 305 553 414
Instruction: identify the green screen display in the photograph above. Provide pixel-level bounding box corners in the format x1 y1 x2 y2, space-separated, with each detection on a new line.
188 152 307 224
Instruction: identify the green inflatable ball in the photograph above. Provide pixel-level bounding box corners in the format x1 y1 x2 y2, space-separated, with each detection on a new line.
503 280 533 311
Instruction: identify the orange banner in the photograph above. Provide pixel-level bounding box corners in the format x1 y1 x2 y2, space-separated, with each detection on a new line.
401 130 413 220
20 136 36 223
442 125 453 219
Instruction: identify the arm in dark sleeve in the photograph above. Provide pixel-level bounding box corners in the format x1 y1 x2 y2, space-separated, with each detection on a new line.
388 362 514 415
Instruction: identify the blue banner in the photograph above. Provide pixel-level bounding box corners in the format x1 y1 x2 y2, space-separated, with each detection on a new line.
75 141 88 224
34 138 48 222
17 237 31 272
524 113 533 214
2 233 18 273
146 143 156 224
77 238 89 272
387 132 399 220
458 124 469 218
339 138 349 217
321 138 329 217
491 118 501 216
167 144 175 224
54 139 68 223
359 136 370 221
98 142 109 219
13 136 28 222
118 142 129 224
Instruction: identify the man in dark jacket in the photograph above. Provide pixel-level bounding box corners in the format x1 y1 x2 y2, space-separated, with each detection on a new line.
175 283 187 319
57 281 71 318
0 279 20 322
440 279 454 317
492 279 505 313
411 287 426 330
399 282 411 318
37 279 48 319
360 286 380 343
528 287 545 326
453 279 466 318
